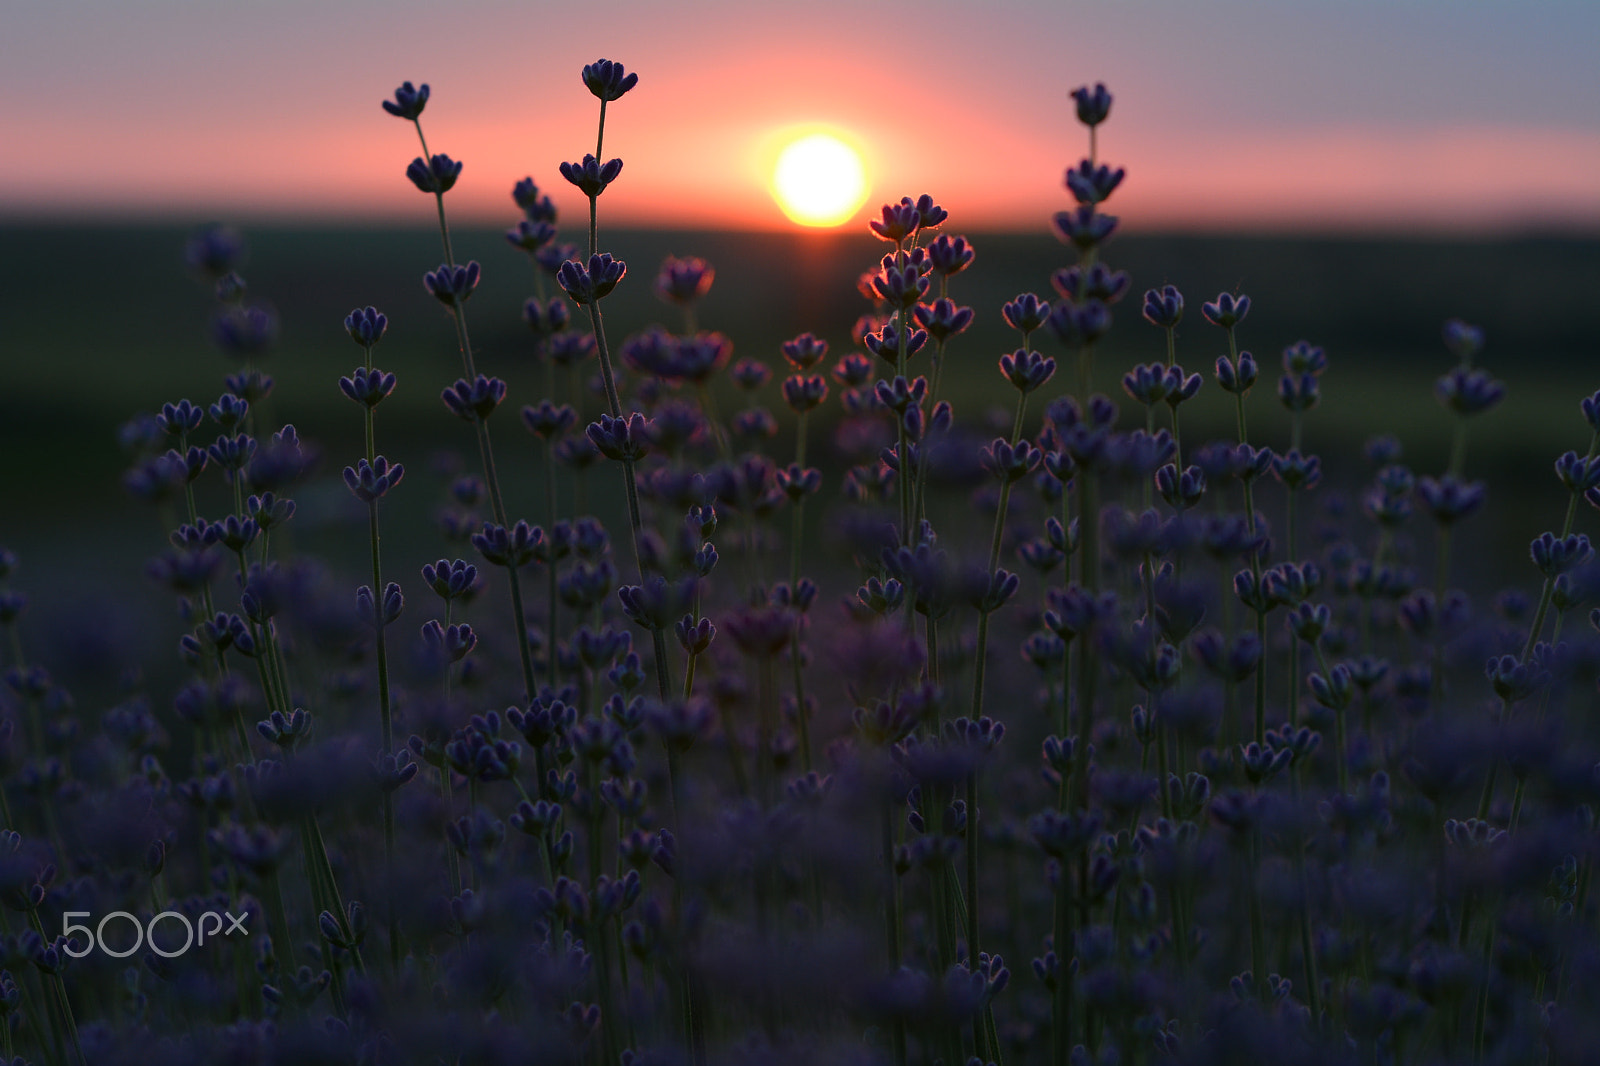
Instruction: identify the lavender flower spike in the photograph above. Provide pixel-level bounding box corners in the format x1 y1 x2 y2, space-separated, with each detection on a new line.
343 456 405 502
1142 285 1184 329
344 306 388 348
587 413 654 461
557 253 627 305
559 155 624 198
1070 82 1113 126
1202 292 1250 329
382 80 429 119
582 58 639 101
406 154 462 195
423 261 481 307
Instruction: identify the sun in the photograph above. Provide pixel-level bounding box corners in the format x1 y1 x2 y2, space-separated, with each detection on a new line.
769 133 869 228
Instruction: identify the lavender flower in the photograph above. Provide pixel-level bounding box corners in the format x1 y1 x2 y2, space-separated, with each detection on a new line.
406 154 462 194
926 234 975 276
556 253 627 304
344 306 388 347
582 58 639 101
559 154 624 198
586 413 653 461
339 367 396 408
381 80 429 119
440 375 507 421
1065 159 1125 204
423 261 481 306
1051 205 1118 251
1141 284 1184 329
869 198 922 242
656 256 714 305
1070 82 1113 126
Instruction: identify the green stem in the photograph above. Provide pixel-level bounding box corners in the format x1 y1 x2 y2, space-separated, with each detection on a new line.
27 911 82 1066
417 135 538 706
1247 829 1267 1002
1291 769 1322 1027
439 765 463 899
545 442 561 687
581 304 667 693
1471 914 1496 1063
970 388 1027 724
1053 859 1075 1063
1071 468 1099 813
882 800 908 1066
965 773 987 1062
1229 351 1269 746
261 870 297 980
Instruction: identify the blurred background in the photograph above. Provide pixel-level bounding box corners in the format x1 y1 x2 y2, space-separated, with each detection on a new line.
3 0 1598 694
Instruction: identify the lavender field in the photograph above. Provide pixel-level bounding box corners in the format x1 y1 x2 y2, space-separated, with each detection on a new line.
4 63 1600 1066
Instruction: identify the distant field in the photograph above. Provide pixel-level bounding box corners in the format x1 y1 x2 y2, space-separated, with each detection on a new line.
2 223 1597 604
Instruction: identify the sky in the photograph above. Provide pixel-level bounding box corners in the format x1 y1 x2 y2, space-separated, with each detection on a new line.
6 0 1599 233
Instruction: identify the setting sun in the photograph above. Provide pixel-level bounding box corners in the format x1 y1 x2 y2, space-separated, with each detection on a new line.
769 132 869 228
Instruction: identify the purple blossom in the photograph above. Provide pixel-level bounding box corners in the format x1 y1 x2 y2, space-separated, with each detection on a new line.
1070 82 1113 126
582 58 639 102
559 154 624 198
381 80 430 119
405 153 462 194
557 253 627 304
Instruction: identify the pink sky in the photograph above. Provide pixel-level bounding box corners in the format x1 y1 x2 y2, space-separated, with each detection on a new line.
8 0 1598 233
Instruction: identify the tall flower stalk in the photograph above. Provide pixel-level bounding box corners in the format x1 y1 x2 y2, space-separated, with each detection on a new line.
556 62 676 710
340 306 404 969
385 81 540 707
1209 294 1270 742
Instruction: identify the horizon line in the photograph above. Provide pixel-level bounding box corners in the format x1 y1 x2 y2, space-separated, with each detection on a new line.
5 209 1599 243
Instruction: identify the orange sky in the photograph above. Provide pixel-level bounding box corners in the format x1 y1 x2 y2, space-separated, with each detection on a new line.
7 0 1599 233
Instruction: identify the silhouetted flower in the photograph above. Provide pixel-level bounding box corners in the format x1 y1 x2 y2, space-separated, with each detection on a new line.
382 80 430 119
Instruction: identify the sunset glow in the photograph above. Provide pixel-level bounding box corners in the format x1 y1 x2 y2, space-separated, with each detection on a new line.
769 133 869 228
3 1 1596 232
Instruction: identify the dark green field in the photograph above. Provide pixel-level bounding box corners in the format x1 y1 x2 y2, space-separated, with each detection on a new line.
2 223 1597 686
6 224 1596 463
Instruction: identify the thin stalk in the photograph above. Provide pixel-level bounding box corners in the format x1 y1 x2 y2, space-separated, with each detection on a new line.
790 410 809 587
1155 691 1171 822
965 772 987 1063
757 658 778 810
1471 913 1496 1063
439 766 463 899
788 412 814 772
545 441 561 686
1315 645 1348 795
971 390 1029 725
261 870 297 987
1071 467 1099 813
27 911 82 1066
1052 859 1075 1064
882 799 908 1066
1247 829 1268 1002
1290 767 1323 1027
413 118 539 704
358 346 401 970
588 98 608 255
928 786 961 1065
306 815 364 975
1231 378 1269 748
1475 697 1513 821
299 821 347 1018
575 99 671 707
